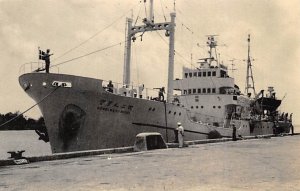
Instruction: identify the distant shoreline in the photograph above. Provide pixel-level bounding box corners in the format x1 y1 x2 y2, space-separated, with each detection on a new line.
0 112 45 131
0 129 35 131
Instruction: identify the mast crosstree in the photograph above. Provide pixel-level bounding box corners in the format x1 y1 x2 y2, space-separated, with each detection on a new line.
123 0 176 103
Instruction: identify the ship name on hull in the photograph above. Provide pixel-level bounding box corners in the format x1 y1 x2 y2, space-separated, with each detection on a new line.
97 99 133 115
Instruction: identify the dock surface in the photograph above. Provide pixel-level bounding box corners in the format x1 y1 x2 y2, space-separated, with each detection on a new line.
1 136 300 191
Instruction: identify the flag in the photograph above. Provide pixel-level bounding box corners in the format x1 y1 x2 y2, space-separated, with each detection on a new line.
39 50 45 60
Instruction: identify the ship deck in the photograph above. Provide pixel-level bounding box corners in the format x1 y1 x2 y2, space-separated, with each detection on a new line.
1 135 300 190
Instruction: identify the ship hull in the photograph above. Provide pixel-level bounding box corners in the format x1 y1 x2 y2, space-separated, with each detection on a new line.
19 73 286 153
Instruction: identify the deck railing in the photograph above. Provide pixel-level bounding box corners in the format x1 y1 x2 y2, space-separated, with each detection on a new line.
19 63 179 104
19 62 59 75
102 79 179 103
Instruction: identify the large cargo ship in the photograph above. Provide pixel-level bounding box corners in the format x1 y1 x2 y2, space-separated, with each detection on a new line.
19 1 292 153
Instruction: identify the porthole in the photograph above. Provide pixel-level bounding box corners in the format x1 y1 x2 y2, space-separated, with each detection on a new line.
196 106 199 109
152 108 155 111
174 112 176 115
148 107 152 111
218 106 221 109
168 111 171 114
191 106 194 109
179 112 181 116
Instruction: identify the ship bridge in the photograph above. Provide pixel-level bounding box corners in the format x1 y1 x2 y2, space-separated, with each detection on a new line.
171 34 243 127
173 65 235 95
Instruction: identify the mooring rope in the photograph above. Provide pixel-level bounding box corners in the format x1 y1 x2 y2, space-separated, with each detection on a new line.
0 86 61 128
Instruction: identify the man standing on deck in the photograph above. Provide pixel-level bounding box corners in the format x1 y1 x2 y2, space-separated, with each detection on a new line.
44 49 53 73
177 122 184 148
154 87 165 101
107 80 114 93
39 48 53 73
138 84 144 98
39 49 53 73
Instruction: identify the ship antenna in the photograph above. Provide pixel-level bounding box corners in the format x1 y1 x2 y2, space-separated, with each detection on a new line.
244 34 256 97
229 59 237 78
173 0 176 12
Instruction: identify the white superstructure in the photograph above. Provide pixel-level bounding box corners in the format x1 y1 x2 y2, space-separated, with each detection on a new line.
173 36 243 126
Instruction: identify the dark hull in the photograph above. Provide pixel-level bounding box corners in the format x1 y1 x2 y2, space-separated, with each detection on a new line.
256 97 282 112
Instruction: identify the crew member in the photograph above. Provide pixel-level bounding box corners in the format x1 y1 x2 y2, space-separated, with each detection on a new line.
138 84 144 98
177 122 184 148
44 49 53 73
173 94 180 104
154 87 165 101
290 113 294 135
285 113 289 122
290 113 293 122
107 80 114 93
232 124 237 141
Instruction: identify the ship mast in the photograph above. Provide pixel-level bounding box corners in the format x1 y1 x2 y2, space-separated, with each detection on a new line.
123 0 176 103
205 35 218 66
244 34 256 97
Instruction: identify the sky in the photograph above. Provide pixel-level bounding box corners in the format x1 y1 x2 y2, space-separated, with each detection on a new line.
0 0 300 125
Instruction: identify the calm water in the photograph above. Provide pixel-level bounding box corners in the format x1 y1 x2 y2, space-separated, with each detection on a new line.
0 130 51 159
1 126 298 160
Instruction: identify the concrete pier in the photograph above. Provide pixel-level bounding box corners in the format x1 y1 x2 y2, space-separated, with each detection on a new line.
1 135 300 190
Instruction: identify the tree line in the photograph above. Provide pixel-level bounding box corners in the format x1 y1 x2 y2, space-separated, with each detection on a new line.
0 112 45 130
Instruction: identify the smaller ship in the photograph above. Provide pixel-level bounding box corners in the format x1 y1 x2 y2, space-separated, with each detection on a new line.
251 87 292 134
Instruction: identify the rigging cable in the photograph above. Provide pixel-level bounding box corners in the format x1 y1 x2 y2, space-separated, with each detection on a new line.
51 33 144 68
51 42 123 68
155 31 193 108
159 0 167 21
52 1 142 63
155 31 197 69
0 86 61 128
143 0 148 19
134 2 143 26
171 9 210 54
155 26 220 124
